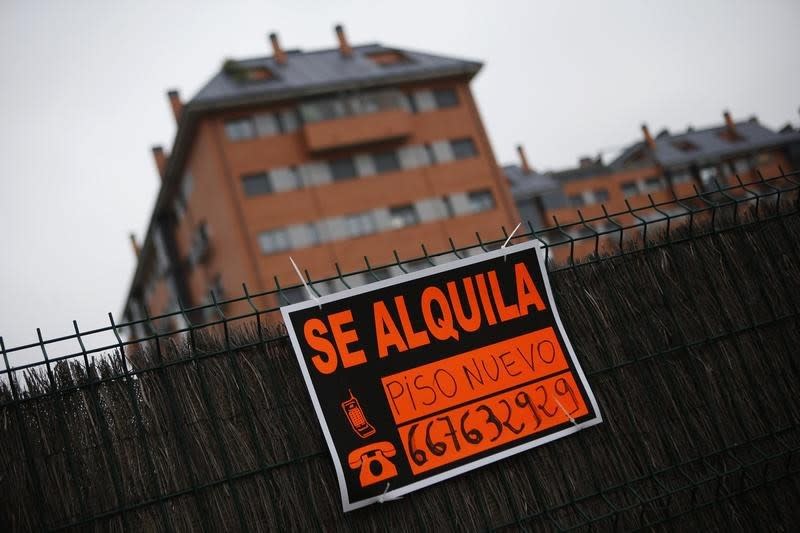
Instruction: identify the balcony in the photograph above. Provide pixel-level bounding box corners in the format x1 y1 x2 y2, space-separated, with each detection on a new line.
303 109 412 152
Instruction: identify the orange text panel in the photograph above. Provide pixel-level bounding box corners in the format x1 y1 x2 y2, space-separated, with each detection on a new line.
398 371 589 475
382 327 568 424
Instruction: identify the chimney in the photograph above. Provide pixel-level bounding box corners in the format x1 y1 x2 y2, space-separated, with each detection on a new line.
579 156 593 168
129 233 141 258
151 145 168 180
641 123 656 150
167 89 182 122
516 144 533 174
723 110 737 136
335 24 352 57
269 32 287 65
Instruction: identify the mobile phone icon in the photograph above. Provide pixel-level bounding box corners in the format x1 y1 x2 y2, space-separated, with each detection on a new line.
342 389 376 439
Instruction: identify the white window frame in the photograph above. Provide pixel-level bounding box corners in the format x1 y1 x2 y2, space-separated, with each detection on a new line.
467 190 496 213
345 212 377 238
389 205 419 229
224 117 256 141
258 228 291 254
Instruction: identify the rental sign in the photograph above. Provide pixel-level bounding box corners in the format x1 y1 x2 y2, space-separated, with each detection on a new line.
281 240 602 511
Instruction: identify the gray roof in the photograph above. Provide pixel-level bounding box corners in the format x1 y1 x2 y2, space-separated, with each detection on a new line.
504 158 615 210
503 164 573 211
550 160 609 182
190 43 482 109
503 164 560 199
611 119 800 170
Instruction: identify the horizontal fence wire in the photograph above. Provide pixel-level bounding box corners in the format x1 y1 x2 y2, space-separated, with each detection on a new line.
0 167 799 532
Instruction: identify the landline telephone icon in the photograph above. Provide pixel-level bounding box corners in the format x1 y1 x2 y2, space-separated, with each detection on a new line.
347 441 398 487
342 389 376 438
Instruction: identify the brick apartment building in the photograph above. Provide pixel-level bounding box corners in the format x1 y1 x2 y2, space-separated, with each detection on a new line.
507 111 800 246
123 26 518 332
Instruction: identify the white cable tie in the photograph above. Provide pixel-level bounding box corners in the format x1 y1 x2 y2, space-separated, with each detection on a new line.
377 482 403 503
554 398 578 426
289 256 322 309
501 222 522 261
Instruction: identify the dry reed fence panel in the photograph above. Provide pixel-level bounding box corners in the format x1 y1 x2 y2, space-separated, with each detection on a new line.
2 199 800 532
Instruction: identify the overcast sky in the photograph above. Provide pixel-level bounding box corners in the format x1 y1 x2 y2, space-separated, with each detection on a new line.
1 0 798 351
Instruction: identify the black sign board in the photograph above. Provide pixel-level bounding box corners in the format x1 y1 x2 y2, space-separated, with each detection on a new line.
281 241 602 511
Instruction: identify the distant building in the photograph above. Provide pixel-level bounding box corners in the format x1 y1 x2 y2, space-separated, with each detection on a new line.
506 111 800 233
123 25 519 333
505 147 608 230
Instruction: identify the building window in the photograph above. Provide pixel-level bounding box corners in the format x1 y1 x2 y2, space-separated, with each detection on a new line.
350 90 406 115
405 93 418 113
468 190 495 213
300 89 406 123
329 157 358 182
227 60 275 83
433 88 459 109
594 189 609 203
640 176 663 193
672 140 698 152
621 181 638 198
268 166 304 191
254 113 280 136
282 223 322 249
247 110 301 137
366 50 410 66
302 99 346 122
411 90 437 112
451 138 478 160
242 172 272 196
671 170 692 184
258 228 291 254
224 118 256 141
733 158 750 175
699 166 718 184
568 194 584 207
442 196 456 218
389 205 420 229
345 212 377 238
306 224 322 247
424 144 437 164
279 109 301 132
373 151 401 173
397 145 430 170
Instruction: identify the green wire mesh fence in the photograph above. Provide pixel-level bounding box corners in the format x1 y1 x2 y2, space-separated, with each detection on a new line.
1 168 799 531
